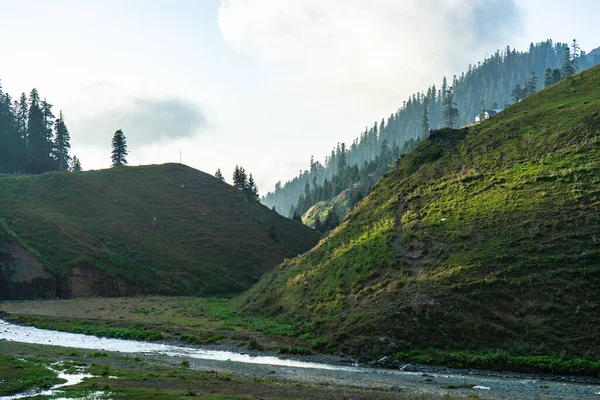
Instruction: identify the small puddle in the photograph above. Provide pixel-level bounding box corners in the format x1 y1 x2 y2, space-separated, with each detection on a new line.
0 370 93 400
0 320 361 372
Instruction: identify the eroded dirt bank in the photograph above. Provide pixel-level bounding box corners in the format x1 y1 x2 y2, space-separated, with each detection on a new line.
0 244 139 300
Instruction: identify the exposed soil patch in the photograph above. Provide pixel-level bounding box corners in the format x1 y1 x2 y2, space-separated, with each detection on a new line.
0 244 56 300
57 264 141 298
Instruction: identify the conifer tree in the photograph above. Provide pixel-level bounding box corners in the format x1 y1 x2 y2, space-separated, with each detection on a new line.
571 39 580 69
41 99 55 144
314 216 323 233
232 166 240 187
53 111 71 171
248 173 259 200
380 139 389 156
421 102 430 138
336 143 347 174
544 68 553 88
111 129 129 167
323 208 339 231
523 71 538 97
232 165 248 190
0 90 23 172
479 100 486 122
442 86 458 128
28 89 54 173
551 69 562 84
511 84 524 102
71 156 82 172
15 93 28 147
292 211 302 223
304 181 311 203
215 168 224 182
561 44 576 78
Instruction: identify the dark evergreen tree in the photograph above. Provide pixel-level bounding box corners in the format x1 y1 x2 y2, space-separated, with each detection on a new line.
232 165 248 190
111 129 128 167
28 89 54 173
314 216 323 233
479 100 486 122
523 71 538 97
442 86 458 128
41 99 55 145
53 111 71 171
380 139 389 156
15 93 28 146
292 211 302 223
562 44 576 78
71 156 82 172
0 80 78 174
248 173 259 200
571 39 580 69
0 87 24 173
551 68 562 84
421 102 430 138
336 142 347 174
544 68 553 87
215 168 224 182
511 84 524 102
322 209 340 231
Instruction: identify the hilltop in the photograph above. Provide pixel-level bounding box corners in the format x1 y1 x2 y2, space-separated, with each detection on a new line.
0 164 320 299
241 66 600 360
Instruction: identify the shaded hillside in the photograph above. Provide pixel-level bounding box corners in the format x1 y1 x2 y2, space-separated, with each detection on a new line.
302 186 361 229
0 164 320 299
241 66 600 359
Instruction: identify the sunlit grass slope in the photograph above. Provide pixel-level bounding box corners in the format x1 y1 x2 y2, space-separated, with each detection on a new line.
0 163 320 295
241 66 600 358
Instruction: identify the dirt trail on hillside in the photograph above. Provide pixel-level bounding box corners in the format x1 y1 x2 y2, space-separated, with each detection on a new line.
393 203 428 278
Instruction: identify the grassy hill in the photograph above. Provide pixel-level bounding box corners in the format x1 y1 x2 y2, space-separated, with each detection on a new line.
0 164 320 298
240 66 600 361
301 186 360 229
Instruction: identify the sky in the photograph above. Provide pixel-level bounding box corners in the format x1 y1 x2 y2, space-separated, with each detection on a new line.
1 0 599 193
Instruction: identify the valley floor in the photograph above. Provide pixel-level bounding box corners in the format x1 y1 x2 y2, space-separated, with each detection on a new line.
1 297 600 399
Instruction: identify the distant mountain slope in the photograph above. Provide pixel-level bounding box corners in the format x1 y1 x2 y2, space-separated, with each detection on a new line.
241 66 600 358
262 40 600 220
0 164 320 299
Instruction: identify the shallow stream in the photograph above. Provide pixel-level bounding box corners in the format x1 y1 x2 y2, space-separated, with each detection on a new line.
1 319 600 399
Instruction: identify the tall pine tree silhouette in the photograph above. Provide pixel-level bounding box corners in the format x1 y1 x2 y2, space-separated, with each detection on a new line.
421 102 429 138
215 168 225 182
442 86 459 128
111 129 129 167
54 111 71 171
71 156 82 172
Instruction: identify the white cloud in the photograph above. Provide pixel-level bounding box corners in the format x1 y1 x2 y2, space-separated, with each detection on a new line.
218 0 523 101
73 97 209 148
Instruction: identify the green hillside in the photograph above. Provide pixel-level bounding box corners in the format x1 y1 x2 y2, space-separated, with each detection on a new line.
301 186 360 229
241 66 600 360
0 164 320 298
